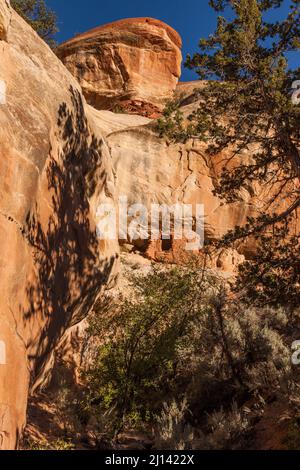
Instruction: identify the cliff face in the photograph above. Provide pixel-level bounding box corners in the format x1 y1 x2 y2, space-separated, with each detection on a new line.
0 3 293 449
56 18 182 117
0 0 118 449
90 106 261 270
0 5 274 446
57 21 279 270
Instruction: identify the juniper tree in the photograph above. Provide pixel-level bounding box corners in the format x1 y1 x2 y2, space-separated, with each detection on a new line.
159 0 300 306
11 0 57 47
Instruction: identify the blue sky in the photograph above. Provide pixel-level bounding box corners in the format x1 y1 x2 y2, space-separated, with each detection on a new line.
47 0 298 81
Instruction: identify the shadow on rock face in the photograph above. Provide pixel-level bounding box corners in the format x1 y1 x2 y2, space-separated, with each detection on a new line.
22 86 117 390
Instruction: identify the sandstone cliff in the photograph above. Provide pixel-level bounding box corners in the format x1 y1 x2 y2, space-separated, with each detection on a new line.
0 3 292 450
57 22 283 271
0 0 118 449
56 18 182 117
88 103 266 270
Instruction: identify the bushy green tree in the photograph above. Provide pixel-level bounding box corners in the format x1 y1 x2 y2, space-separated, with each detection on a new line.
235 220 300 308
159 0 300 307
79 267 291 446
11 0 57 47
82 266 205 431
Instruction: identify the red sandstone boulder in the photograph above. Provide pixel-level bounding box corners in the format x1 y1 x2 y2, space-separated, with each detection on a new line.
56 18 182 116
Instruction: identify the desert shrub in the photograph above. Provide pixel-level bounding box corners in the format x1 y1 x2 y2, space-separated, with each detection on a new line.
80 266 293 446
54 385 80 436
25 437 75 451
112 104 126 114
197 402 249 450
286 417 300 450
283 381 300 450
155 398 195 450
175 295 291 418
155 399 250 451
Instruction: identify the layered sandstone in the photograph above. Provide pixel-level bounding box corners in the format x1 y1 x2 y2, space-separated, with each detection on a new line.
1 2 294 450
56 18 182 117
88 98 274 271
0 0 118 449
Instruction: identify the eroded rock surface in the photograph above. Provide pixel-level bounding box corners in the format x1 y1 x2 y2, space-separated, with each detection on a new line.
0 0 10 41
87 105 258 270
56 19 261 270
87 79 296 270
57 18 182 116
1 3 295 450
0 0 118 449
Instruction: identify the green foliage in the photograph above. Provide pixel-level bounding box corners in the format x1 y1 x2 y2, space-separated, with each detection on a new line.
157 99 191 142
159 0 300 307
176 291 291 402
26 438 75 450
11 0 57 47
287 418 300 450
82 266 206 431
112 104 126 114
167 0 299 205
236 221 300 308
80 267 291 448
